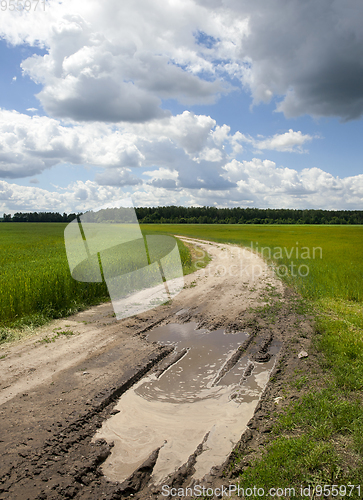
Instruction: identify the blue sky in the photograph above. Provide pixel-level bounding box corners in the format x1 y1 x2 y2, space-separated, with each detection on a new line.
0 0 362 213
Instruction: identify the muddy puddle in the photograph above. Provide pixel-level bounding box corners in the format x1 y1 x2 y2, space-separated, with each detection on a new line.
93 322 281 486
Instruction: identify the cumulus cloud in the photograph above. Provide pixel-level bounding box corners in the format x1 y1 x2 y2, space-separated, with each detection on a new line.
130 112 218 155
0 109 146 178
1 160 362 214
0 107 327 204
221 158 363 208
0 109 245 181
253 130 314 153
11 3 231 122
1 0 360 215
0 0 361 126
221 0 363 120
0 179 126 213
144 167 178 182
1 0 361 121
95 168 142 187
0 178 187 214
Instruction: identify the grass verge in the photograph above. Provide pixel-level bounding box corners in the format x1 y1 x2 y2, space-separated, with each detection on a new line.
235 280 363 493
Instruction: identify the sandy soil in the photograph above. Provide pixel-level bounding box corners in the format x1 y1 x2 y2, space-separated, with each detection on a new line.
0 238 315 499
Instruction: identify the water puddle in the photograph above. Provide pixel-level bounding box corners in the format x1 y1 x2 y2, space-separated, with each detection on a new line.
93 322 281 485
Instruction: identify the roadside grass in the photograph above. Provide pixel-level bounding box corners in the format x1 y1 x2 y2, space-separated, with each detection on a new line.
177 238 211 275
0 223 206 344
38 329 75 344
238 385 363 498
315 308 363 391
274 388 363 450
238 436 362 498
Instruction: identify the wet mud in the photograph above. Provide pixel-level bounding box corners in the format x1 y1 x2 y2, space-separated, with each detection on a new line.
94 322 281 486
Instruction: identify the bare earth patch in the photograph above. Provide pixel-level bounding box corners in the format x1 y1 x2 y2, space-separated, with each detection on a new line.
0 238 316 499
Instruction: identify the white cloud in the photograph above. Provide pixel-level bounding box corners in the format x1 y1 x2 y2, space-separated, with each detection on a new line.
0 109 244 181
1 0 362 121
1 160 362 214
144 167 179 189
194 147 224 162
0 108 327 204
0 109 147 178
129 111 217 155
132 184 189 208
253 129 313 153
95 168 142 187
12 3 233 122
221 158 363 208
0 179 127 214
144 168 178 181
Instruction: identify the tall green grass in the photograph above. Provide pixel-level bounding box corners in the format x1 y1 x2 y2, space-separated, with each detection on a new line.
0 223 109 328
0 223 195 332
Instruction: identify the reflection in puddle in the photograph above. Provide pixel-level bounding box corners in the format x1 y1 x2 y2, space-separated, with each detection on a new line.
93 322 281 485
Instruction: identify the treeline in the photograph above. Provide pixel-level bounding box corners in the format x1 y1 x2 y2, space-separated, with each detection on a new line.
2 212 78 223
135 207 363 225
2 207 363 224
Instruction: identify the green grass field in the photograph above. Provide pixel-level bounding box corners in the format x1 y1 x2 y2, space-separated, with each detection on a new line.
0 223 197 333
1 222 362 494
0 223 110 330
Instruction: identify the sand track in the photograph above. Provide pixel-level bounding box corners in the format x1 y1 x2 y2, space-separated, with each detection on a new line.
0 238 313 499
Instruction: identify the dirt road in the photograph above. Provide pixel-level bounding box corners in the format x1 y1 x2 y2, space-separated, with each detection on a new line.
0 238 314 499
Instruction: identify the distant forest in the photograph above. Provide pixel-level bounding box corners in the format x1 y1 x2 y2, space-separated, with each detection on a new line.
2 207 363 224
